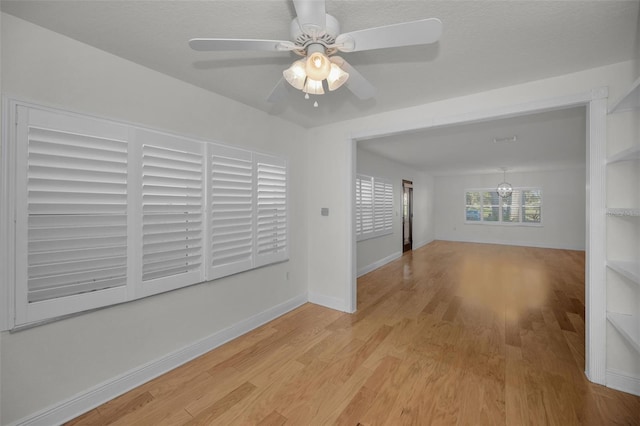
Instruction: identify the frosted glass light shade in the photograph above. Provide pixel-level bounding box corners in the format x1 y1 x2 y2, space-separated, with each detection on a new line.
327 63 349 91
303 78 325 95
497 182 513 198
283 60 306 90
305 52 331 81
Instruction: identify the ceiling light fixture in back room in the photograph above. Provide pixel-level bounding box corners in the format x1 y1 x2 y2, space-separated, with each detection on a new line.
189 0 442 105
497 167 513 198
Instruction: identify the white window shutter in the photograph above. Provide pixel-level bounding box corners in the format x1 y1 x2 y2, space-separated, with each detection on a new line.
373 179 387 233
137 129 205 296
356 174 393 241
355 176 362 236
209 145 254 278
10 101 291 327
255 153 288 267
383 180 394 233
359 176 374 239
15 106 129 324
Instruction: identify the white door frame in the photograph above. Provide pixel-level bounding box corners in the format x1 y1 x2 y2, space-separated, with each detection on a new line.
346 87 608 385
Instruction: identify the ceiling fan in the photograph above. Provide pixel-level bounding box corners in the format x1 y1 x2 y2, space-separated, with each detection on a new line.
189 0 442 104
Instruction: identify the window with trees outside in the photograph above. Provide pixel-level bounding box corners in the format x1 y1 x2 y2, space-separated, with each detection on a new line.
465 189 542 225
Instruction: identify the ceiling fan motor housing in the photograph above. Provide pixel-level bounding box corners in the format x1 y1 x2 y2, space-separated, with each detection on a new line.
291 13 340 51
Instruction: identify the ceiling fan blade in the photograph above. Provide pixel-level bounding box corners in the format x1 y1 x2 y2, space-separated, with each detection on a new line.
293 0 326 35
335 18 442 52
331 57 376 100
189 38 297 52
267 78 292 103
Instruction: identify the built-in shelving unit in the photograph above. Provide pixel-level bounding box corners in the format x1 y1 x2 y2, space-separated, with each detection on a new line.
609 75 640 114
606 75 640 396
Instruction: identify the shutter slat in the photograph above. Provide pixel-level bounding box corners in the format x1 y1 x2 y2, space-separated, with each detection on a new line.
29 246 127 266
29 138 127 162
28 165 126 183
29 126 127 152
28 178 126 194
29 235 126 252
29 224 127 240
29 255 128 278
29 152 127 173
28 276 127 303
143 264 200 282
28 266 127 290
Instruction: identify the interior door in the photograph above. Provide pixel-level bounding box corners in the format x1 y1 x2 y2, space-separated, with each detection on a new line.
402 180 413 252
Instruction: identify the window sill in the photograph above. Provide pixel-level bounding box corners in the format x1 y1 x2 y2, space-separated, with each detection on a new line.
464 221 543 227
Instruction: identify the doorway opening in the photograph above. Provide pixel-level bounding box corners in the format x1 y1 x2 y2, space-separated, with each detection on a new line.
402 180 413 252
348 88 608 384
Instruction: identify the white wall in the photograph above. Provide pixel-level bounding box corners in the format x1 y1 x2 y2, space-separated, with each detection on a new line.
0 14 308 425
356 148 434 275
434 168 586 250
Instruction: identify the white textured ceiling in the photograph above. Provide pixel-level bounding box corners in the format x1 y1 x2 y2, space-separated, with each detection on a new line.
358 106 587 176
1 0 639 129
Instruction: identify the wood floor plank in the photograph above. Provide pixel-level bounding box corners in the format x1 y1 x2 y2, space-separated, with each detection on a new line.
183 381 256 425
65 241 640 426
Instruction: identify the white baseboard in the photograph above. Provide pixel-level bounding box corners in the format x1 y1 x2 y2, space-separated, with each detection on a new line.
9 293 308 426
606 369 640 397
307 292 347 312
357 251 402 278
412 239 433 250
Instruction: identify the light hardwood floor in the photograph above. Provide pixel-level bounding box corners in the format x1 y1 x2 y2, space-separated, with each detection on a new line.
68 241 640 425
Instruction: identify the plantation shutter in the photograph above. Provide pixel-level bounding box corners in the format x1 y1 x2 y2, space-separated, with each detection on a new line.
255 153 288 267
359 175 374 239
15 106 129 324
209 145 254 278
383 180 394 233
373 179 386 233
356 175 393 241
138 129 205 296
355 176 363 236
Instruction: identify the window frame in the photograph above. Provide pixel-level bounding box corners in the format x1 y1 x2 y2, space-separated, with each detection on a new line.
2 99 289 330
464 187 543 226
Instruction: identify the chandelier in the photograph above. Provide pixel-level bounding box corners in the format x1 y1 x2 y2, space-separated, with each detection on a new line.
497 167 513 198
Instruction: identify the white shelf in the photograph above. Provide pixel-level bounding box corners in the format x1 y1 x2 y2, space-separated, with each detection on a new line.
609 75 640 114
607 312 640 354
607 145 640 164
607 260 640 286
607 208 640 217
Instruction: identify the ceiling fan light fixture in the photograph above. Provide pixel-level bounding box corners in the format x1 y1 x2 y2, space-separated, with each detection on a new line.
305 51 331 81
283 59 307 90
327 63 349 91
303 78 325 95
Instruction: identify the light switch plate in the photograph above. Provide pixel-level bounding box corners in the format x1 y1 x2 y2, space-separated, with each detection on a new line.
321 207 329 216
